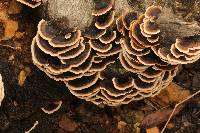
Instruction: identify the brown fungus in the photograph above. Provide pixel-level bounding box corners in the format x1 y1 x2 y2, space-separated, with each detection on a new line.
89 39 112 53
145 5 162 21
122 11 138 30
32 20 93 81
95 11 115 30
31 2 200 106
17 0 41 8
92 0 115 16
0 74 4 106
99 30 117 44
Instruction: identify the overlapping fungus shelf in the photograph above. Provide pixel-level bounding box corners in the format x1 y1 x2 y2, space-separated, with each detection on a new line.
17 0 41 8
25 0 200 106
0 74 4 106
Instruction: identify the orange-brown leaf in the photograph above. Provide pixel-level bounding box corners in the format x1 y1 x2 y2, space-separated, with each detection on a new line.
141 104 184 129
146 127 160 133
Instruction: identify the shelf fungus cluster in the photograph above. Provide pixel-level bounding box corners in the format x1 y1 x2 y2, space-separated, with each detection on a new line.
28 1 200 106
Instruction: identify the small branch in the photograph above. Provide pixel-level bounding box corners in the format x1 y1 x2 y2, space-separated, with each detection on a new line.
25 121 39 133
0 44 18 50
161 89 200 133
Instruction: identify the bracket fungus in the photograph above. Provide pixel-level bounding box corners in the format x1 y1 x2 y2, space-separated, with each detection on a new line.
17 0 200 106
16 0 41 8
0 74 4 106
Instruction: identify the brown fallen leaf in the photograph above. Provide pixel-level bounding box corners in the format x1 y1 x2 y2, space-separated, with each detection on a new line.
141 104 184 129
117 121 128 133
146 127 160 133
18 70 26 86
166 122 174 129
18 67 31 86
0 4 18 41
167 82 190 102
4 20 18 39
161 89 200 133
59 115 78 132
150 82 191 107
135 127 141 133
14 32 25 39
143 82 190 128
118 121 127 129
8 55 14 61
8 0 22 14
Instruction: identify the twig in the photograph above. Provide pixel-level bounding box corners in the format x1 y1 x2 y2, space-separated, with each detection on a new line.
0 44 17 50
25 121 39 133
161 89 200 133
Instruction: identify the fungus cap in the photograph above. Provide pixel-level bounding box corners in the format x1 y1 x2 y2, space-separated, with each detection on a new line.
0 74 4 106
17 0 41 8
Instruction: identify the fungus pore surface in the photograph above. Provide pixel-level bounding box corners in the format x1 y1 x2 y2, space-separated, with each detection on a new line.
22 0 200 106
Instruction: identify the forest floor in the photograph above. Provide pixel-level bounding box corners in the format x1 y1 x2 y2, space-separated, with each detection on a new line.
0 0 200 133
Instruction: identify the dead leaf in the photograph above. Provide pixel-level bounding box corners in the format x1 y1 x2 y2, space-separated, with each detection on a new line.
59 115 78 132
167 82 190 102
135 111 144 122
8 0 22 14
18 70 26 86
0 4 18 41
146 127 160 133
166 123 174 129
18 67 31 86
161 89 200 133
8 55 14 61
117 121 127 130
150 82 190 107
135 127 141 133
14 32 25 39
141 104 184 129
117 121 127 133
4 20 18 39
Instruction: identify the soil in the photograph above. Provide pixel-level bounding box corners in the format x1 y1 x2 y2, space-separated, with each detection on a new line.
0 0 200 133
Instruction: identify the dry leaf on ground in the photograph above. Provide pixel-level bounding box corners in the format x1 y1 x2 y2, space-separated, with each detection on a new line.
118 121 127 129
59 115 78 132
142 82 190 129
146 127 160 133
166 82 190 102
150 82 191 107
166 122 174 129
18 67 31 86
141 104 184 129
0 4 18 41
8 0 22 14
